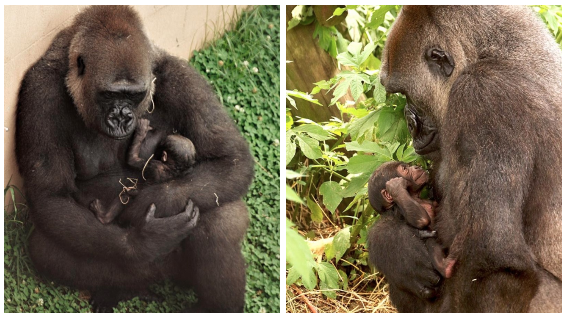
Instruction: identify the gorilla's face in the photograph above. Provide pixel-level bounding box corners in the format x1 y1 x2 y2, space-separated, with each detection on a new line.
379 6 462 125
66 18 155 139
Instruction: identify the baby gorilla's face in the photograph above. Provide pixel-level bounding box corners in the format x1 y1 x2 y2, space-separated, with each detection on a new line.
396 163 429 193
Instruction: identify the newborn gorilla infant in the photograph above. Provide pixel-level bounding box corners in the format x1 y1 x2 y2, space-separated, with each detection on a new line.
368 161 456 278
74 118 197 225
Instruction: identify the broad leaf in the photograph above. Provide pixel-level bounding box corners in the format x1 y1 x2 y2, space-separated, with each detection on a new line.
286 132 296 165
296 134 322 160
294 124 333 141
320 181 343 214
348 110 380 139
286 185 304 204
307 198 323 223
346 155 381 174
332 227 351 261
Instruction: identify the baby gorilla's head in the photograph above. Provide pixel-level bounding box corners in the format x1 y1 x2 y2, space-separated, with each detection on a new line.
160 134 197 171
368 161 429 211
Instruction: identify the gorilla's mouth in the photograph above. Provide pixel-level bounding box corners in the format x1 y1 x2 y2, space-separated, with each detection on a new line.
103 105 137 140
414 170 429 186
413 130 439 155
404 101 440 156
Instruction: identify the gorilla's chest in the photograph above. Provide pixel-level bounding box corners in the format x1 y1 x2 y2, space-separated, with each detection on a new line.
72 136 130 180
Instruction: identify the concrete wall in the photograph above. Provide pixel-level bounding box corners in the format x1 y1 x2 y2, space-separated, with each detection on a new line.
4 5 249 206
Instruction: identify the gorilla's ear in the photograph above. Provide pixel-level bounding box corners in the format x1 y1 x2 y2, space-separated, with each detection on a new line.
426 48 455 77
381 189 393 204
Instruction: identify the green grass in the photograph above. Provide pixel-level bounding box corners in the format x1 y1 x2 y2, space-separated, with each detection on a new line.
4 5 280 313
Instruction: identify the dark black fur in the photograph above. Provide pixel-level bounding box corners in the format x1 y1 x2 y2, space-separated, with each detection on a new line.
371 5 561 312
15 6 253 312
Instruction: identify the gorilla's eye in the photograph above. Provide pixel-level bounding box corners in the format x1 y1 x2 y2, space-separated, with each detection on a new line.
77 56 85 76
426 48 455 77
428 49 445 61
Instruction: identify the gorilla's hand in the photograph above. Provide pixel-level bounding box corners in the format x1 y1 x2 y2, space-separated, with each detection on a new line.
130 199 199 261
386 177 431 229
385 177 411 199
368 214 442 301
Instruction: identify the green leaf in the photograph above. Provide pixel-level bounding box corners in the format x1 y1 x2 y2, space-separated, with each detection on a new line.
333 7 346 16
362 54 382 71
293 124 333 141
373 80 386 103
400 145 417 163
336 52 359 68
286 219 316 286
286 169 306 179
286 185 305 204
287 17 301 31
345 140 382 154
346 155 381 174
286 89 323 106
307 198 323 223
296 134 322 160
302 267 318 290
314 24 333 51
347 110 380 139
347 42 363 56
336 71 371 83
320 181 343 214
358 43 378 66
316 262 339 299
338 269 349 290
350 79 364 101
341 174 370 197
286 94 297 109
395 143 405 161
330 79 351 104
286 132 296 166
382 117 408 143
377 106 396 136
367 5 396 29
331 227 351 261
286 267 301 285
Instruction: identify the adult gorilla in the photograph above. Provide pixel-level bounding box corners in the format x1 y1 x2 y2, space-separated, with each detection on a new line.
369 5 561 312
15 6 253 312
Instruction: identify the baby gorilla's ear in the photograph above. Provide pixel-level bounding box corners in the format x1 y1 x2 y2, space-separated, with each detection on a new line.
161 151 168 162
381 189 393 204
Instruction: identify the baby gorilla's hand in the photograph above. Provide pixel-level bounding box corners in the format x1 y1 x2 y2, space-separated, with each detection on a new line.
385 177 411 199
136 118 152 136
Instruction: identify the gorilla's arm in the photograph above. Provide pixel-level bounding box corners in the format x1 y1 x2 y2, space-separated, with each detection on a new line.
15 31 193 262
437 61 548 311
149 52 255 211
367 212 442 311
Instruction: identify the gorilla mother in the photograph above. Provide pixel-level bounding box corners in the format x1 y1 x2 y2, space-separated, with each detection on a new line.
369 5 561 312
15 6 253 312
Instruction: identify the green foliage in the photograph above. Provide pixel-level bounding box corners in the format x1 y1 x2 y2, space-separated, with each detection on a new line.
286 6 414 298
532 5 562 48
5 5 279 314
190 5 280 313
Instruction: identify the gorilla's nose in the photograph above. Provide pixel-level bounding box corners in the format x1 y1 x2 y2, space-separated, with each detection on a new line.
106 106 134 129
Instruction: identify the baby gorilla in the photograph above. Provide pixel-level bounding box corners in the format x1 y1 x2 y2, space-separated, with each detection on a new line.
87 118 197 224
368 161 433 229
368 161 456 278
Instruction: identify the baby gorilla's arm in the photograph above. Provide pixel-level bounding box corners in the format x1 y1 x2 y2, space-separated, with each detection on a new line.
128 119 152 169
385 177 431 229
